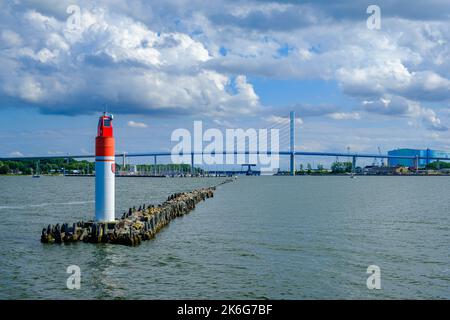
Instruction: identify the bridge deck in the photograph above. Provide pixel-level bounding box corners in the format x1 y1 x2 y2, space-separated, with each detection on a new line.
1 151 448 161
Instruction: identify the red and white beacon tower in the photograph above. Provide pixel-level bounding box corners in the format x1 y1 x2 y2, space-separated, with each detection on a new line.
95 112 115 222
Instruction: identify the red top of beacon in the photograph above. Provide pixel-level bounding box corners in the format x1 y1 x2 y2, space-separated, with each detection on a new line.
97 112 114 137
96 113 114 157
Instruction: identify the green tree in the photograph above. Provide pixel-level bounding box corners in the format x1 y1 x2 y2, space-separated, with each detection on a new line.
331 161 352 173
0 164 10 174
426 161 450 170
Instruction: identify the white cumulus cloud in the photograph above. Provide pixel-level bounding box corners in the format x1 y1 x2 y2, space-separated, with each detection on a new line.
0 1 261 117
327 112 361 120
9 151 24 157
127 120 148 128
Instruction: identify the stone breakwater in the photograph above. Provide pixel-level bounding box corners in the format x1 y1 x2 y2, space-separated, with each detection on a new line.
40 178 234 246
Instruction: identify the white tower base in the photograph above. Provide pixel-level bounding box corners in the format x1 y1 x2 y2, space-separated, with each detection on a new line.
95 157 115 222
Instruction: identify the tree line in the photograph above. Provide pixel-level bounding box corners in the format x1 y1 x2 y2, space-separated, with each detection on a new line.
0 158 198 175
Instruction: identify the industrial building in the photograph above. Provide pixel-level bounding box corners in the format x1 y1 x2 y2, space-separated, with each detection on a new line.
387 148 450 168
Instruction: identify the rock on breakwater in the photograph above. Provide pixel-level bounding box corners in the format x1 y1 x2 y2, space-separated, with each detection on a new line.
40 178 234 246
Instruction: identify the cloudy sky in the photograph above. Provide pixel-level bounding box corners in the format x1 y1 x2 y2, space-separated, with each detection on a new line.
1 0 450 168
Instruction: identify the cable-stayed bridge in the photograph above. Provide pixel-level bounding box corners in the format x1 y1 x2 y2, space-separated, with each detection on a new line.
1 112 449 175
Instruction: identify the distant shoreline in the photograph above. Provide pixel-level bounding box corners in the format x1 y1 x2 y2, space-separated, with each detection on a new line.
2 173 450 177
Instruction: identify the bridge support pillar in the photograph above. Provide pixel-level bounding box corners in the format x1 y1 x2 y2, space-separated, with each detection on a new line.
352 156 356 174
290 154 295 176
153 155 157 176
290 111 296 176
191 153 194 175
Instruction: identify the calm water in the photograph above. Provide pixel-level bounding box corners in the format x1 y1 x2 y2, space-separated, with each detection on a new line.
0 175 449 299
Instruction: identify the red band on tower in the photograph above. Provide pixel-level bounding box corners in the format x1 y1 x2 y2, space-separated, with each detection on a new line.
96 136 115 157
96 114 115 157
